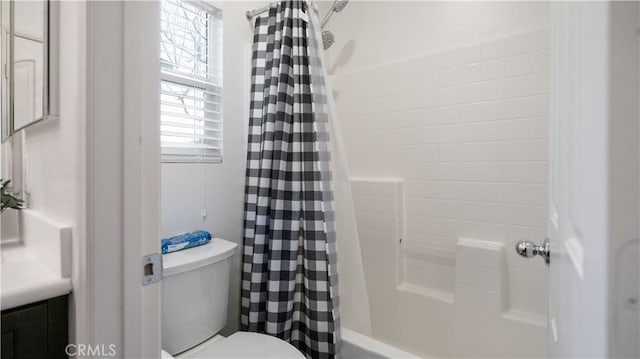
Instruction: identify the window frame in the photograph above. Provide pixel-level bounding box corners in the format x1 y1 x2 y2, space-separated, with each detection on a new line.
160 0 223 164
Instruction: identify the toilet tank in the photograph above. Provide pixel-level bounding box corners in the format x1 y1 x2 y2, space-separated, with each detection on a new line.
162 238 238 355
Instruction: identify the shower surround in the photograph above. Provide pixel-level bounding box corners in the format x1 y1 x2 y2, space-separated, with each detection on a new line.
334 29 550 358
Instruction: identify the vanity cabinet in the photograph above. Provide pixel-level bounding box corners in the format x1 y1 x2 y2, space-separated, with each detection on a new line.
1 295 68 359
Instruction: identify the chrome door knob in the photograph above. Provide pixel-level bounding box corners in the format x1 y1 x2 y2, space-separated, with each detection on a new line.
515 238 550 264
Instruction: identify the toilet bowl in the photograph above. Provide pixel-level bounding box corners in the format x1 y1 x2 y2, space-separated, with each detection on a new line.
161 239 304 359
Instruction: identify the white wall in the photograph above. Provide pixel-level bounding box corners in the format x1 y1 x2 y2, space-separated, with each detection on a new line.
161 1 260 335
20 32 76 228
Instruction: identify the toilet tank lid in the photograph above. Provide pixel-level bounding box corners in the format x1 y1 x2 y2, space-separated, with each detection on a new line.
162 238 237 276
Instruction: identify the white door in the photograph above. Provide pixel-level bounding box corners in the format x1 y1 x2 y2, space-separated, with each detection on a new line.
544 2 640 358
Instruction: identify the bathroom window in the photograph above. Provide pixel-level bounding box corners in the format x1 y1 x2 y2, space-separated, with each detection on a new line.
160 0 223 162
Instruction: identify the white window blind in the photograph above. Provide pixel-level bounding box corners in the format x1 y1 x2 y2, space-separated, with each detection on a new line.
160 0 223 162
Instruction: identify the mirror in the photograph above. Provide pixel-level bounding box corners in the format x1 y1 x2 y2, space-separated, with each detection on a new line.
1 0 49 142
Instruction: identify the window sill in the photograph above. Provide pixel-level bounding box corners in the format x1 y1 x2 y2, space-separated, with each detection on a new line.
161 157 223 164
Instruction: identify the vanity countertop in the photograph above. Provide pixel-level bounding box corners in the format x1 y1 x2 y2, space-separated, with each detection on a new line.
1 243 72 311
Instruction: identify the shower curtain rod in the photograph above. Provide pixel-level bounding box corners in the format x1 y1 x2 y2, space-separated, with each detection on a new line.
245 1 320 21
245 2 276 19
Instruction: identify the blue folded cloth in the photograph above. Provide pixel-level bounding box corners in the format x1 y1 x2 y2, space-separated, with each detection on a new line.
162 230 212 254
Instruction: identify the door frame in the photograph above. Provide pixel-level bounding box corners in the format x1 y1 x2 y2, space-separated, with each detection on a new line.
122 2 162 357
82 1 161 357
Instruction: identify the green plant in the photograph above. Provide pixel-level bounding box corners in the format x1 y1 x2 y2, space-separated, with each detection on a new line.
1 179 24 214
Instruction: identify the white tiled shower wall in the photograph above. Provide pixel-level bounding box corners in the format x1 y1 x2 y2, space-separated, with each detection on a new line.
337 28 549 327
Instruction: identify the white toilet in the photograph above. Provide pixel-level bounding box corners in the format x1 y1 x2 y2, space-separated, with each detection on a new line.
161 238 304 358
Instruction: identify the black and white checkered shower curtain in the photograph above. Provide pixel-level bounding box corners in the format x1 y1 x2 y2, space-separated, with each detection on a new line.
241 1 340 358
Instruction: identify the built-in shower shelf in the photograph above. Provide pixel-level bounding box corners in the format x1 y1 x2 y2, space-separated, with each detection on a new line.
397 282 454 304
